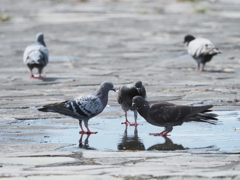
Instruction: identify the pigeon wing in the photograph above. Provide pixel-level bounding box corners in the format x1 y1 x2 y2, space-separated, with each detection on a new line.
70 94 104 118
188 38 216 58
117 86 124 104
39 94 104 119
39 100 80 119
148 102 193 125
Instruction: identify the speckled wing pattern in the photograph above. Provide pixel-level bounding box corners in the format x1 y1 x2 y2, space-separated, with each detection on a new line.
23 43 48 65
65 94 104 118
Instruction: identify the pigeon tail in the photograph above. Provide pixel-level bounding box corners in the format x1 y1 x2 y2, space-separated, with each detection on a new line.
184 112 218 125
208 48 221 56
38 107 56 112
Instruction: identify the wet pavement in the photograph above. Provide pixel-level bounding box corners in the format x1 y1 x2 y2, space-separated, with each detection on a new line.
1 0 240 179
1 107 240 152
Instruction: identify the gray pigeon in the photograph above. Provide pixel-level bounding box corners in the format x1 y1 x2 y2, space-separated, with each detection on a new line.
132 96 218 136
117 81 146 126
23 33 49 78
38 81 116 134
184 35 221 71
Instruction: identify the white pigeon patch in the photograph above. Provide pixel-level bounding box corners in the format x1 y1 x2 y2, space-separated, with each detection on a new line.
188 38 215 58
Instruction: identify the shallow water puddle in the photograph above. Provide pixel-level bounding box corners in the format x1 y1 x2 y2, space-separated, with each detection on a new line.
1 109 240 152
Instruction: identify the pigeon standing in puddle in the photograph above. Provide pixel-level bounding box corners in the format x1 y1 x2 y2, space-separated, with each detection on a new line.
132 96 218 136
38 81 116 134
184 35 221 71
23 33 49 78
117 81 146 126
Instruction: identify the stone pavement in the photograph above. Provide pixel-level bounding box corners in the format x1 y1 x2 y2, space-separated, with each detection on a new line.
0 0 240 179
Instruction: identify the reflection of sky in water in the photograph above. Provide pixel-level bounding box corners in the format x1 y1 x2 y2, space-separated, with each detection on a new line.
1 110 240 152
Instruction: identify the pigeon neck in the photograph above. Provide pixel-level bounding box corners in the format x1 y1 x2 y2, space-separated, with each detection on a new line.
39 40 46 47
95 89 109 106
36 36 46 47
137 102 149 118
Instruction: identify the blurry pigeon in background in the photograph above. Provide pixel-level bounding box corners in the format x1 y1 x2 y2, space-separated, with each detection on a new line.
38 81 116 134
184 35 221 71
23 33 48 78
117 81 146 126
132 96 218 136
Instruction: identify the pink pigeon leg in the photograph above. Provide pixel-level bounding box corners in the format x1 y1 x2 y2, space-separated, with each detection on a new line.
29 70 35 78
130 110 141 126
121 113 131 125
79 122 85 134
200 63 205 72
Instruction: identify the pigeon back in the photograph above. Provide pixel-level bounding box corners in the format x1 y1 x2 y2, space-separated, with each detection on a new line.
23 43 48 66
188 38 216 59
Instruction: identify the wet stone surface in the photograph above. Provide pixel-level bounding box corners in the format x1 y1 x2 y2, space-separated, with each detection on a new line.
1 107 240 152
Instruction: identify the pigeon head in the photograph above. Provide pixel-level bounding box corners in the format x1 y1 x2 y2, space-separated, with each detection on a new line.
132 96 148 110
36 32 46 47
183 35 195 45
134 81 143 94
100 81 116 93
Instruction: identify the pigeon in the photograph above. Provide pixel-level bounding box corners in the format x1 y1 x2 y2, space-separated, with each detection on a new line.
132 96 218 136
184 35 221 71
38 81 116 134
23 33 49 78
117 81 146 126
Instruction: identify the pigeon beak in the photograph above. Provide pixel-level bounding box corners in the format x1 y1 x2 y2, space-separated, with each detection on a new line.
111 88 116 92
132 103 137 110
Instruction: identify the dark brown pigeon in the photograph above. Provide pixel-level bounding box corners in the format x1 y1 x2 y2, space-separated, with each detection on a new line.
117 81 146 126
132 96 218 136
184 35 221 71
38 81 116 134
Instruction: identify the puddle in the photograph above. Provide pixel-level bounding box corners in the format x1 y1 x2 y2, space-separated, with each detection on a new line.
0 108 240 152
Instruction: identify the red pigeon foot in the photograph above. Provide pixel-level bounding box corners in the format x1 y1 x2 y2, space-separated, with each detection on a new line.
121 119 131 125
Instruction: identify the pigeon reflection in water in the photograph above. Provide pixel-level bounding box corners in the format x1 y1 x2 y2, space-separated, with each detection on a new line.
147 136 186 151
78 134 96 150
118 126 145 151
